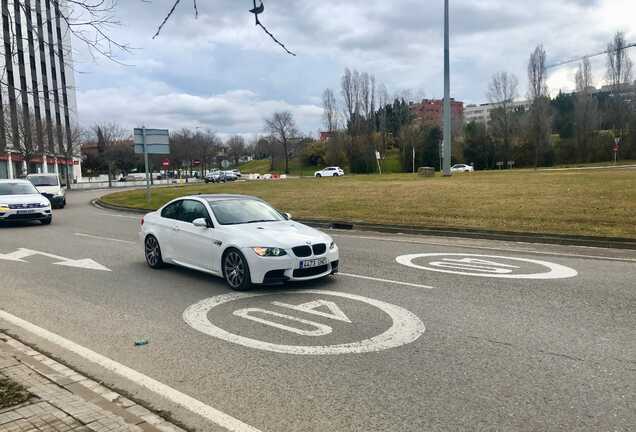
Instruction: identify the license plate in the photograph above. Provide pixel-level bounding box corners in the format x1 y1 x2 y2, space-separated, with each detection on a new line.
17 209 36 214
300 257 328 269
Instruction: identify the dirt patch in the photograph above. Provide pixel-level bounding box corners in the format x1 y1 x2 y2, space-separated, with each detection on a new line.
0 375 31 409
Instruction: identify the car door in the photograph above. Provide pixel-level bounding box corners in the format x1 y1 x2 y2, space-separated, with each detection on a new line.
173 199 220 272
155 200 183 260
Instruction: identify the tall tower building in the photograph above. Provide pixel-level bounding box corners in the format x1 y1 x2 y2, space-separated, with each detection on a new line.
0 0 79 180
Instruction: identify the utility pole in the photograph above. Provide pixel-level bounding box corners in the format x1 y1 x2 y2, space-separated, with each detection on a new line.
442 0 452 176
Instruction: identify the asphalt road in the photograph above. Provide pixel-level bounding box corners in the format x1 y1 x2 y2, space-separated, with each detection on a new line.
1 189 635 432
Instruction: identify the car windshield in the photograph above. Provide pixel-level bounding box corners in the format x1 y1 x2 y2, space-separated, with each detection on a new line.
28 175 58 187
207 199 285 225
0 182 39 195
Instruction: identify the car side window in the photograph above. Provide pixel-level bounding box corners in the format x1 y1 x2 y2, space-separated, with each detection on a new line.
179 200 211 224
161 201 182 220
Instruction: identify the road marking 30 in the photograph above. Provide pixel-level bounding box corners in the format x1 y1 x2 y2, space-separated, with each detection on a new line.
396 253 578 279
184 290 426 355
0 310 262 432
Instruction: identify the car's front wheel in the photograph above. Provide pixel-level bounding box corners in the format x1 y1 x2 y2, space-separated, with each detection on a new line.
145 235 165 269
41 216 52 225
223 249 252 291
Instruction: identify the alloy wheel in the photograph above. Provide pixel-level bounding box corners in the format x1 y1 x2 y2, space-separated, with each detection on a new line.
224 251 245 288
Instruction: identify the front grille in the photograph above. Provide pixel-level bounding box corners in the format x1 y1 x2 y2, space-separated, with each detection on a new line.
312 243 326 255
292 246 312 257
263 269 288 285
8 203 44 209
6 213 45 220
293 264 329 278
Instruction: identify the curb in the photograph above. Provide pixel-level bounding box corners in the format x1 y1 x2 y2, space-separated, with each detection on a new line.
95 199 636 251
0 332 189 432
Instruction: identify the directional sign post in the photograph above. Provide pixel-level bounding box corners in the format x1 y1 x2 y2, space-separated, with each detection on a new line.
134 128 170 204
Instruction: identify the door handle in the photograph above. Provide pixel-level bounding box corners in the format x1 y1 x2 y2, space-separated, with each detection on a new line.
172 225 180 232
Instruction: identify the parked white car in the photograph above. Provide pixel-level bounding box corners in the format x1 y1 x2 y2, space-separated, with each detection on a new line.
315 167 345 177
450 164 474 173
26 174 66 208
0 179 52 225
140 194 339 290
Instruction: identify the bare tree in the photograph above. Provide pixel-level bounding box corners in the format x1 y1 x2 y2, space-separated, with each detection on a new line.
92 123 129 187
227 135 246 166
264 111 297 174
61 125 83 188
527 44 551 168
341 68 355 128
574 57 598 162
606 31 634 138
322 89 339 133
487 71 519 162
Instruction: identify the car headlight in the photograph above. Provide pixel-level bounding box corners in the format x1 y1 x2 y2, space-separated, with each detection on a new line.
330 241 336 250
252 247 287 257
0 203 8 212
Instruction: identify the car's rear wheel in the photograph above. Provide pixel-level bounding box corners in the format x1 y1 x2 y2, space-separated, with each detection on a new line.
145 235 165 269
316 173 322 178
223 249 252 291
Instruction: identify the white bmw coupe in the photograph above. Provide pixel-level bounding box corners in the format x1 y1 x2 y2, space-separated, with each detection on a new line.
140 194 339 290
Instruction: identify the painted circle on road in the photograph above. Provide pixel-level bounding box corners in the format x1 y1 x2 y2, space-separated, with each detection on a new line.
396 253 578 279
183 290 426 355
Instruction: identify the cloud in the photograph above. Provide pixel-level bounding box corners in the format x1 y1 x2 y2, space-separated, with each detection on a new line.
76 83 323 138
70 0 636 133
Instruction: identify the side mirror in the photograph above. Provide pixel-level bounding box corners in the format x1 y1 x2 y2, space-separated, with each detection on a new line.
284 212 292 220
192 218 209 228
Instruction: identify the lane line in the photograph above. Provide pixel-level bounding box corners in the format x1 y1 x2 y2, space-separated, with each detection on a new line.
0 310 262 432
339 272 435 289
331 233 636 263
92 212 141 220
74 233 137 245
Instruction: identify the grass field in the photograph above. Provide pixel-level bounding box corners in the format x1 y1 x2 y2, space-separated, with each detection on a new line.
101 168 636 239
239 149 404 175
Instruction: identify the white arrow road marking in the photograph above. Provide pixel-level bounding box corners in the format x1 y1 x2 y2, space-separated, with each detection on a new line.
0 249 33 262
0 248 111 272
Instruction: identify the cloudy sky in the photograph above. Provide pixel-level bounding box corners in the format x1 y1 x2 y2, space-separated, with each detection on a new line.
71 0 635 138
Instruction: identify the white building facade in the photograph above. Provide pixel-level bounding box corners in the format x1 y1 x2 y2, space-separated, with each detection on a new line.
0 0 81 181
464 100 531 127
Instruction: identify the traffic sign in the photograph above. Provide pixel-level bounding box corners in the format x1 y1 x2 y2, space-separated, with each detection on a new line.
134 128 170 155
221 160 231 169
192 160 201 166
161 159 170 167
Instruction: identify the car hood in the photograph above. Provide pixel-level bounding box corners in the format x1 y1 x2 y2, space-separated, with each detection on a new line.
0 194 50 206
35 185 63 195
224 221 332 248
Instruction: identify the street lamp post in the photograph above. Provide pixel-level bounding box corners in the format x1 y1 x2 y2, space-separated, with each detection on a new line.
442 0 452 176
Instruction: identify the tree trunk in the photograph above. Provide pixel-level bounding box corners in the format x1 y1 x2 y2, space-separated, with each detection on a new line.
283 139 289 174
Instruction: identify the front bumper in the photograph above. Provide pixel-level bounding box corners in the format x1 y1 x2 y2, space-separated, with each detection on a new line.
0 208 51 221
41 193 65 208
243 246 340 284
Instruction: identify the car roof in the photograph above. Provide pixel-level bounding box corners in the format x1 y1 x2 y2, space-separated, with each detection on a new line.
188 194 261 202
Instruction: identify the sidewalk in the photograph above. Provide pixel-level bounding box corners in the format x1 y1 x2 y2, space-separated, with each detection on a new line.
0 333 187 432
